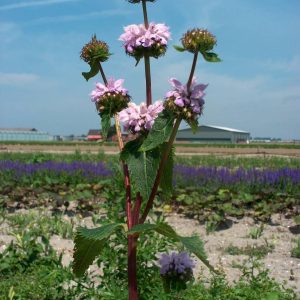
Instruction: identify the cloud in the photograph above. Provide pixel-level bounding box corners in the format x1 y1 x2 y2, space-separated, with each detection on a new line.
263 57 300 73
0 0 81 11
0 72 39 85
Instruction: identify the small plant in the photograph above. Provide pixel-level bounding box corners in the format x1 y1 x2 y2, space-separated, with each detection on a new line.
248 223 264 239
291 238 300 259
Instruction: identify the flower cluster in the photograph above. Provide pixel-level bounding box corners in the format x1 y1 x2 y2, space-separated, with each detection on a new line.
164 77 207 122
181 28 216 53
119 22 170 61
159 252 195 276
80 35 110 64
90 78 130 115
119 101 164 134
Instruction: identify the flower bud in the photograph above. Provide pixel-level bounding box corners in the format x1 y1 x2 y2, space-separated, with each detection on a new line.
80 35 110 64
181 28 216 53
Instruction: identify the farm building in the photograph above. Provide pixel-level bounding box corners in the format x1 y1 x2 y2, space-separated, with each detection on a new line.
176 125 250 143
0 128 53 141
87 129 102 141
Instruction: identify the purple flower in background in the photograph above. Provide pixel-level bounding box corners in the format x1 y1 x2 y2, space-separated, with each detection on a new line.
90 78 128 103
159 252 195 275
119 100 164 133
166 77 207 114
119 22 171 54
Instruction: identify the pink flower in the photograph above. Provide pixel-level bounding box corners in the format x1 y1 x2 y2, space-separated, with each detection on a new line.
119 22 171 53
90 78 128 102
119 101 164 133
166 77 207 114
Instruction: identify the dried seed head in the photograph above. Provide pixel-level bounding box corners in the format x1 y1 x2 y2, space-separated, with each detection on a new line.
80 35 110 63
181 28 216 53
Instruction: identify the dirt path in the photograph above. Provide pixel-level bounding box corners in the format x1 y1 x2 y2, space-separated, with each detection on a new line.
1 144 300 157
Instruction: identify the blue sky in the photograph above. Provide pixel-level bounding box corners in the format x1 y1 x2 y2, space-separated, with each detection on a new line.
0 0 299 139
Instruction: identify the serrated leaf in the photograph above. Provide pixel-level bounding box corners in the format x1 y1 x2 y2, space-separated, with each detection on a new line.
200 51 222 63
140 110 175 152
73 223 122 277
121 138 160 200
82 61 99 81
128 222 216 273
128 223 158 235
179 235 215 272
101 113 111 140
159 143 174 195
155 223 178 240
173 45 186 52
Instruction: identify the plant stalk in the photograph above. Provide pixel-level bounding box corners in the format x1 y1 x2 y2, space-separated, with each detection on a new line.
139 118 181 224
128 235 138 300
140 51 200 224
142 0 149 28
187 51 198 92
98 63 133 230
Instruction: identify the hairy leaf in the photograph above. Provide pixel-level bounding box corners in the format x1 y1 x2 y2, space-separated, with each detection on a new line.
159 143 174 195
154 223 178 240
173 45 186 52
128 222 217 273
140 110 175 152
200 51 222 63
101 113 111 140
127 223 158 235
73 223 122 277
121 138 160 200
179 236 215 272
82 61 99 81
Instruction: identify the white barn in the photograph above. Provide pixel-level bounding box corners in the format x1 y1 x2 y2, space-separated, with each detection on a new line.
176 125 250 143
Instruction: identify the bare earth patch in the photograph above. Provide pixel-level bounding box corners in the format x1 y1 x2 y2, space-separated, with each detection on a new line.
1 210 299 295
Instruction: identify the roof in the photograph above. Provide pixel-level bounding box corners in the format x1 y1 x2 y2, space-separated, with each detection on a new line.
178 125 249 134
87 129 101 135
0 128 37 132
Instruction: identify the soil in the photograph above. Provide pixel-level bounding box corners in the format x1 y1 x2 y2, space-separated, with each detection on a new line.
1 143 300 157
1 210 299 295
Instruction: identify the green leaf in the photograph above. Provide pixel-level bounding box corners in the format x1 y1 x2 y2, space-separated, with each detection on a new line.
200 51 222 63
73 223 122 277
173 45 186 52
187 118 199 133
140 110 175 152
178 236 214 272
128 223 158 235
101 113 111 140
121 138 160 201
159 143 174 195
155 223 179 240
82 61 99 81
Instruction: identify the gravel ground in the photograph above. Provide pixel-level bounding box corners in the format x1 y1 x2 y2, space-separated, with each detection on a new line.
1 210 299 294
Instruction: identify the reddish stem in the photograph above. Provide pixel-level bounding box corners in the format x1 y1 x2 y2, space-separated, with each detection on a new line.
132 193 142 226
144 55 152 107
128 235 138 300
